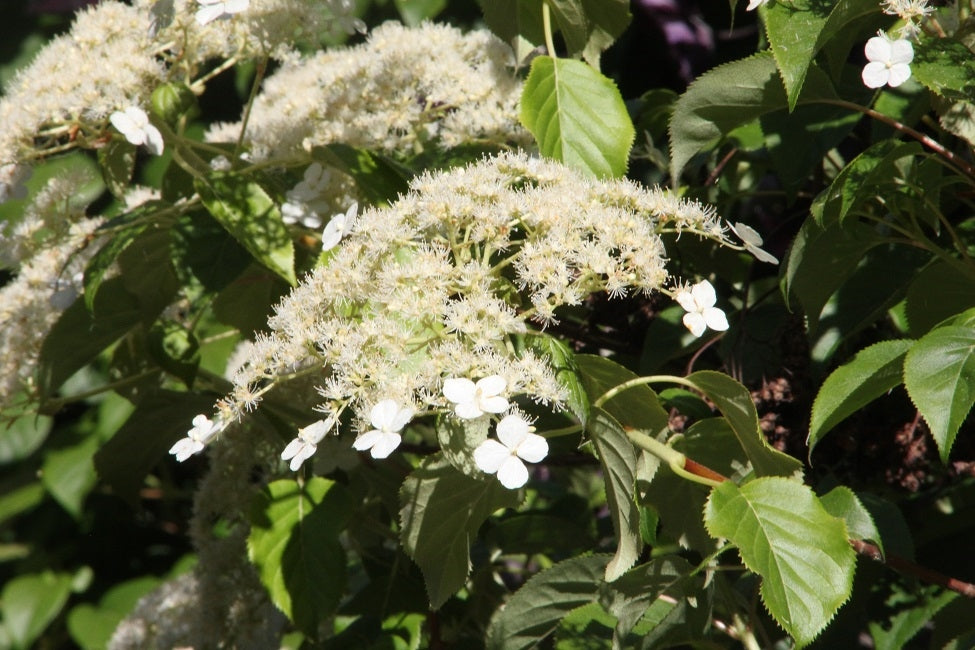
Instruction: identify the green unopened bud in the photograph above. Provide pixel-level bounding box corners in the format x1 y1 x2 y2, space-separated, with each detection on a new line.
151 82 198 125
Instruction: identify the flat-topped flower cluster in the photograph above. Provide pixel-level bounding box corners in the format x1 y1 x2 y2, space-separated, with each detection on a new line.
205 21 529 160
179 151 745 483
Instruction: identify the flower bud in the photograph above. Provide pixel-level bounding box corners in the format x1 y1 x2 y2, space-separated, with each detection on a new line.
151 82 198 125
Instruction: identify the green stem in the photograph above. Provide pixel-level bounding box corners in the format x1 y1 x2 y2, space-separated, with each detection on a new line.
542 1 557 58
593 374 695 408
234 57 268 162
625 429 723 488
40 369 162 412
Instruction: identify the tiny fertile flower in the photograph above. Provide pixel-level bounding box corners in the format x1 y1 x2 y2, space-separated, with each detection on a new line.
196 0 249 26
443 375 509 420
474 414 548 489
110 107 163 155
862 33 914 89
675 280 729 338
281 418 333 471
352 399 414 458
169 414 222 462
730 222 779 265
746 0 770 10
321 202 358 251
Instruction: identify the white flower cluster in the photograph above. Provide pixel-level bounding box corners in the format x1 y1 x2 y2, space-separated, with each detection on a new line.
170 152 743 483
0 0 365 169
205 22 530 160
0 216 101 408
0 2 164 166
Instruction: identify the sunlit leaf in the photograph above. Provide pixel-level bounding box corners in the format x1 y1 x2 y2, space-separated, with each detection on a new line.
904 325 975 461
247 478 352 635
195 171 296 286
1 571 73 650
763 0 878 110
820 486 883 556
809 340 913 456
587 407 641 580
704 478 856 648
684 371 802 477
520 55 634 179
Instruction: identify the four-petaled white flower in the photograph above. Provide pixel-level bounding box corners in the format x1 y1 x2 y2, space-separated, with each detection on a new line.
862 33 914 89
352 399 413 458
281 418 334 471
196 0 249 26
282 163 331 229
675 280 729 338
109 107 163 156
730 222 779 265
474 414 548 489
169 414 222 462
746 0 770 10
321 202 358 250
443 375 509 419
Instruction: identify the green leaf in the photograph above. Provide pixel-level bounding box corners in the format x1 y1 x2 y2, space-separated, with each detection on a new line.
808 340 913 456
641 418 745 551
1 571 73 650
554 602 614 647
520 55 635 179
93 389 218 504
399 456 520 609
935 97 975 147
116 228 180 323
782 218 882 330
248 478 352 635
763 0 878 110
684 371 802 477
83 203 164 311
904 260 975 336
41 428 102 518
170 210 253 291
97 137 137 199
820 486 883 555
759 103 861 199
477 0 545 57
485 555 610 650
311 144 412 205
195 171 296 286
704 478 856 648
587 407 641 581
67 576 160 650
812 140 923 227
598 557 698 641
36 277 143 399
669 52 837 182
0 411 52 464
527 334 589 424
903 325 975 461
437 414 490 478
869 586 957 650
146 320 200 387
393 0 445 24
547 0 631 66
575 354 670 435
912 39 975 102
0 483 45 527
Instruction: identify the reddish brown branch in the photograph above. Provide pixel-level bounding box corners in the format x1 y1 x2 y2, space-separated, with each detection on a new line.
851 539 975 599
